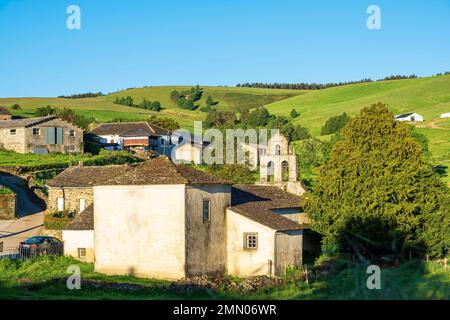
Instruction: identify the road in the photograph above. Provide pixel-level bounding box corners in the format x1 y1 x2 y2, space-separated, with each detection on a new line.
0 174 45 253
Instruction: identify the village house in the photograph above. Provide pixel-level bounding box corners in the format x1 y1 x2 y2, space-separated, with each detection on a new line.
46 165 122 214
0 106 12 121
0 116 83 154
440 112 450 119
394 112 424 122
90 122 173 156
50 153 315 279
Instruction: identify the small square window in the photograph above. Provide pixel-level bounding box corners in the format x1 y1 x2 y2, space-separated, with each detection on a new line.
77 248 86 259
69 130 76 137
244 233 258 249
202 199 210 223
10 129 16 135
32 128 40 135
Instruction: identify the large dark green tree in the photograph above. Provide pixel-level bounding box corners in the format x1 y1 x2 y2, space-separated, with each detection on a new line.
302 103 449 258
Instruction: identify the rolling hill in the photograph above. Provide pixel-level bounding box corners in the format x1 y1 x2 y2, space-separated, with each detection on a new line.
265 74 450 185
0 86 303 131
0 76 449 184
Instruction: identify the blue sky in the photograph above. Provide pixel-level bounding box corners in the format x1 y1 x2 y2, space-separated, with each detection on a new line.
0 0 449 97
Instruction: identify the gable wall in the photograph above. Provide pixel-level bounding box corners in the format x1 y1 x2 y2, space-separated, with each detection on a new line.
185 184 231 277
93 184 186 280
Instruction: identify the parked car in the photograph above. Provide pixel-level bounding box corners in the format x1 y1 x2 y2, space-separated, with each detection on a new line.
19 236 63 257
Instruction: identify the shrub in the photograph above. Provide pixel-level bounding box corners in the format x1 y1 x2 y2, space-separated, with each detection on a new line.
320 113 351 135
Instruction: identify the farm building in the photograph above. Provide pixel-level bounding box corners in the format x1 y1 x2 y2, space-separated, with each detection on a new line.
90 122 172 156
0 116 83 154
440 112 450 119
51 155 315 279
0 106 12 121
394 112 424 122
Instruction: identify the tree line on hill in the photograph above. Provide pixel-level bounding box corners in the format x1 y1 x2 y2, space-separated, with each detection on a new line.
236 74 424 90
58 92 104 99
113 96 162 112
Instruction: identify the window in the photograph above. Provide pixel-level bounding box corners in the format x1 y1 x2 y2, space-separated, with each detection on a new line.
69 130 76 137
10 129 16 135
77 248 86 259
244 233 258 249
202 199 210 223
32 128 40 135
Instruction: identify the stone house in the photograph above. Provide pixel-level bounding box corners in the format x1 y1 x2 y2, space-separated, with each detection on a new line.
0 116 83 154
394 112 424 122
51 156 315 279
46 165 122 214
90 122 172 156
0 106 12 121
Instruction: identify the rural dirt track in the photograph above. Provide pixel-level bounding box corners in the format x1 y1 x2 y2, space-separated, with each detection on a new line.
0 174 45 252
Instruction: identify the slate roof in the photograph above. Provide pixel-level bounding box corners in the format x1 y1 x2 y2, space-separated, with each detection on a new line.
0 116 57 129
394 112 416 119
230 185 304 231
46 165 125 188
91 122 171 136
47 157 231 188
0 106 11 115
99 157 232 186
64 204 94 230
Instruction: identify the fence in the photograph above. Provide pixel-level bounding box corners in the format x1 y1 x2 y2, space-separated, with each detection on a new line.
0 245 63 260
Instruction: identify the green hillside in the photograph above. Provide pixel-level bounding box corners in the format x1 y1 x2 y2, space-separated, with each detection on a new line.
265 75 450 184
0 86 303 131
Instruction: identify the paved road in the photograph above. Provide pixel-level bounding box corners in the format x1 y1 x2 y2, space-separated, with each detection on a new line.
0 174 45 253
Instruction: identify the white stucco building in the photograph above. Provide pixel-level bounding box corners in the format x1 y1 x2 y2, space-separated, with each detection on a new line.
394 112 424 122
56 156 316 279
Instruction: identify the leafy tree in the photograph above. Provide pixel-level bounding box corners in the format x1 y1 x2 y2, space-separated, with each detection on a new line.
148 117 179 131
290 108 299 118
204 110 237 128
302 103 449 258
114 96 134 107
205 164 256 184
35 105 56 117
11 104 21 110
206 96 215 106
55 108 94 130
170 90 180 103
139 99 152 109
150 101 162 112
280 122 311 142
246 107 273 127
320 112 351 135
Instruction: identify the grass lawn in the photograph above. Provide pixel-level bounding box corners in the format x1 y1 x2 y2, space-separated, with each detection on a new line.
0 150 140 169
0 256 447 300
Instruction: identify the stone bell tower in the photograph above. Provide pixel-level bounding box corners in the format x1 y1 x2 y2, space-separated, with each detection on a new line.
257 132 305 196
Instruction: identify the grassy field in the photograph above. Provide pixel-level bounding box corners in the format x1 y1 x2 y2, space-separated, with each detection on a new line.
265 75 450 185
0 86 303 132
0 150 140 168
0 256 447 300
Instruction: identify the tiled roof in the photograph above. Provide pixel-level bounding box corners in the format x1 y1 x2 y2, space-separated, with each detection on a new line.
0 116 57 129
91 122 171 136
46 165 125 188
64 204 94 230
47 157 231 188
230 185 303 231
100 157 232 186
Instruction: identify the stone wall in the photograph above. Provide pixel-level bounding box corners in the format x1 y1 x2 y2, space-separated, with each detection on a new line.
0 193 17 220
47 186 93 214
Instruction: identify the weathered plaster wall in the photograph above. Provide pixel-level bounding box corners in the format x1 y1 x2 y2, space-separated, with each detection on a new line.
0 128 26 153
47 187 93 213
63 230 95 262
174 143 203 164
226 209 275 277
93 184 186 280
185 184 231 277
274 230 303 275
0 193 16 220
